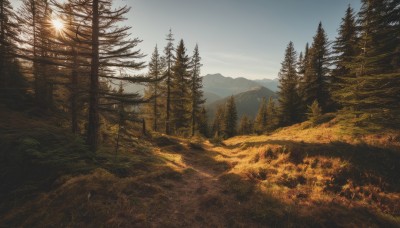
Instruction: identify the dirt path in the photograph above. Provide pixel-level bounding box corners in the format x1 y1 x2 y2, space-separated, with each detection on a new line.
148 141 244 227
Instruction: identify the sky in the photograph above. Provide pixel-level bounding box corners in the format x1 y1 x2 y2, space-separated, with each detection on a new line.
11 0 361 80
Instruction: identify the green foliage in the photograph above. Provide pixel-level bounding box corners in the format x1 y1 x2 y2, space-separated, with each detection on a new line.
307 100 322 125
254 97 267 134
277 41 302 126
171 39 191 134
223 96 238 138
301 23 332 113
239 115 253 135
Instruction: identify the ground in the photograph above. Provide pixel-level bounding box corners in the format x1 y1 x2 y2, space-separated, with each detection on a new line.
0 109 399 227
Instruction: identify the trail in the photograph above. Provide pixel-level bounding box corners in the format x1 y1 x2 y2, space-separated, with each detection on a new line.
148 140 247 227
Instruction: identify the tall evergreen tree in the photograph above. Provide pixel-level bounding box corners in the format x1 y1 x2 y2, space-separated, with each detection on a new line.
0 0 19 89
145 45 165 132
223 96 238 138
302 23 332 112
278 41 301 126
266 97 279 131
239 115 253 135
332 5 359 108
189 44 205 136
344 0 400 124
163 29 174 135
212 104 225 138
171 39 191 134
197 106 209 137
254 97 267 134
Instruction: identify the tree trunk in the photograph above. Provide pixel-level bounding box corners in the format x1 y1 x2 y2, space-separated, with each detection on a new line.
71 47 79 134
87 0 100 152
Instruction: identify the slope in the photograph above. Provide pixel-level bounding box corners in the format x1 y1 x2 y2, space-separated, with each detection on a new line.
206 86 276 121
1 108 399 227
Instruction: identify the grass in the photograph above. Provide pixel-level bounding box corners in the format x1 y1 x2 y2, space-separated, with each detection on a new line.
1 107 399 227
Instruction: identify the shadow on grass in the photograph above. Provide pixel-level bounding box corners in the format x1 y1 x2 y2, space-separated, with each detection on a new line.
234 139 400 191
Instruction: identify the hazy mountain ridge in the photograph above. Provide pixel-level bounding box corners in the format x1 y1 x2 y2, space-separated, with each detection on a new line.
206 86 276 121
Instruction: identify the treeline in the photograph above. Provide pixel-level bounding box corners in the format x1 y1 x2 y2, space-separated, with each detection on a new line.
0 0 205 152
255 1 400 134
142 31 206 137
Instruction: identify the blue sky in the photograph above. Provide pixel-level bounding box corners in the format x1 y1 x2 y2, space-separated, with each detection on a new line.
11 0 361 79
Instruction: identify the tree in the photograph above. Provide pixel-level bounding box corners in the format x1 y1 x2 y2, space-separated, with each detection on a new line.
212 104 225 138
163 29 174 135
145 45 165 132
171 39 191 134
0 0 19 89
278 41 302 126
189 44 205 136
307 100 322 125
18 0 55 109
239 115 253 135
254 97 267 134
331 5 359 109
78 0 145 151
302 23 332 112
223 96 238 138
197 106 208 137
266 97 279 131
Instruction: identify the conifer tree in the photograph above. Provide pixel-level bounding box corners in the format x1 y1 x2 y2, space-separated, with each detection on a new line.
344 0 400 124
223 96 238 138
212 104 225 138
266 97 279 131
197 106 208 137
278 41 301 126
302 23 332 112
189 44 205 136
163 29 174 135
145 45 165 132
171 39 191 134
0 0 19 89
239 115 253 135
332 5 359 109
254 97 267 134
308 100 322 125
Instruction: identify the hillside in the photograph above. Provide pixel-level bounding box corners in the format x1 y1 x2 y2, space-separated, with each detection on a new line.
202 74 264 98
1 109 399 227
253 78 279 92
206 86 276 120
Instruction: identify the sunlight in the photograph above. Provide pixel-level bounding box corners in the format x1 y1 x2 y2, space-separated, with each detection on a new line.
52 18 64 32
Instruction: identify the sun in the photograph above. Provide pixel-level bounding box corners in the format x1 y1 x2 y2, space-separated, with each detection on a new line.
52 18 64 32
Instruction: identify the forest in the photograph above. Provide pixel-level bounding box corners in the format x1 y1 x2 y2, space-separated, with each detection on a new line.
0 0 399 227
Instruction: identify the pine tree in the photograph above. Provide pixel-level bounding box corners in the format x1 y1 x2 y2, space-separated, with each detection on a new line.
254 97 267 134
171 39 191 134
344 0 400 125
223 96 238 138
145 45 165 132
278 41 301 126
302 23 332 112
163 29 174 135
239 115 253 135
0 0 19 89
266 97 279 131
332 5 359 109
212 104 225 138
197 106 209 137
307 100 322 125
189 44 205 136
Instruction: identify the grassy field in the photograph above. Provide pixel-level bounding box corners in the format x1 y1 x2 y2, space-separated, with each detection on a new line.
0 109 399 227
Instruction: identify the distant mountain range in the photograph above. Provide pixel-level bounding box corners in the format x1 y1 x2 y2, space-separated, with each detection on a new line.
202 73 278 105
206 85 276 121
124 73 279 119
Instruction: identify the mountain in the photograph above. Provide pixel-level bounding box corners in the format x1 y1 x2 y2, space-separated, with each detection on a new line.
204 91 222 105
202 73 262 98
206 86 276 121
253 78 279 92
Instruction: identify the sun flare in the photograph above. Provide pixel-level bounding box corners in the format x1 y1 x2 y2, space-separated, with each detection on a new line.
52 18 64 32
